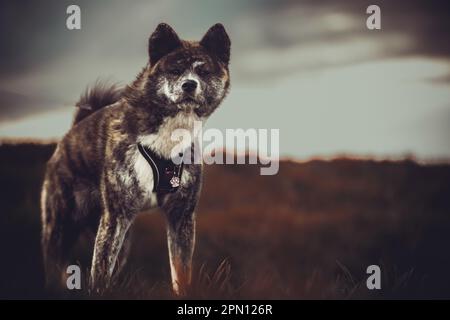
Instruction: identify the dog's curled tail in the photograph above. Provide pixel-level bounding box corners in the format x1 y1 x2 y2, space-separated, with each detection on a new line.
73 81 123 126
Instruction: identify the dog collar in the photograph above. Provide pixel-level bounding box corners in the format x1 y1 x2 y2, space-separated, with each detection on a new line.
137 143 184 194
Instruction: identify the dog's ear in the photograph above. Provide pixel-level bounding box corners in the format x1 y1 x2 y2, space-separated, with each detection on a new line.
148 23 182 66
200 23 231 65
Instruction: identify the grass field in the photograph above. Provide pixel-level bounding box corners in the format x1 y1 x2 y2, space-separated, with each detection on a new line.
1 142 450 299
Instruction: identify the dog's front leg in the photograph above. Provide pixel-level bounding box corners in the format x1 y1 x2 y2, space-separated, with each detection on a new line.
90 185 134 292
164 206 196 296
162 165 202 295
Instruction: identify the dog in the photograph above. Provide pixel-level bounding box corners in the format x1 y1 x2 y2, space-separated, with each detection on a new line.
40 23 231 294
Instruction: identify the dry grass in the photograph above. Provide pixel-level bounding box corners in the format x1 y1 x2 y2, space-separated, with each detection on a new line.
1 143 450 299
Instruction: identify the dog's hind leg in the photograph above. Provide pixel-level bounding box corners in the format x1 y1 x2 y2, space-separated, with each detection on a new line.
41 180 79 289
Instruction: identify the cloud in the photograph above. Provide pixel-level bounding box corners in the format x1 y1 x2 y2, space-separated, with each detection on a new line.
0 90 63 122
0 107 72 139
0 0 449 123
229 0 450 79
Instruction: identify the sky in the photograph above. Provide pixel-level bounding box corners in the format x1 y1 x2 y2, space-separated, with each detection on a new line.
0 0 449 161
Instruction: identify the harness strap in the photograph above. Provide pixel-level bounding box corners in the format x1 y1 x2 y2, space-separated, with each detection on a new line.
137 143 183 194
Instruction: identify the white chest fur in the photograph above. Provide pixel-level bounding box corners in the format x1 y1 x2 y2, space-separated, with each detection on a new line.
137 112 201 159
131 147 158 209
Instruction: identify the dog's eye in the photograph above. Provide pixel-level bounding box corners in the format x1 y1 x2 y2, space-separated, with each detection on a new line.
168 68 183 76
197 67 211 77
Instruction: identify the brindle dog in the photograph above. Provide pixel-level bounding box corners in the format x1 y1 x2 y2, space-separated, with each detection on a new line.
41 23 230 294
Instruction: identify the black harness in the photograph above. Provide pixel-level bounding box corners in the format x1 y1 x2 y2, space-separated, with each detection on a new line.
137 143 184 194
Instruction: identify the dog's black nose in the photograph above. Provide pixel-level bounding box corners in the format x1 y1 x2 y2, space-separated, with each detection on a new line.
182 80 197 93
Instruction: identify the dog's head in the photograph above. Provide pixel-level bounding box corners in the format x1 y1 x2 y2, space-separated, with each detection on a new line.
144 23 230 118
